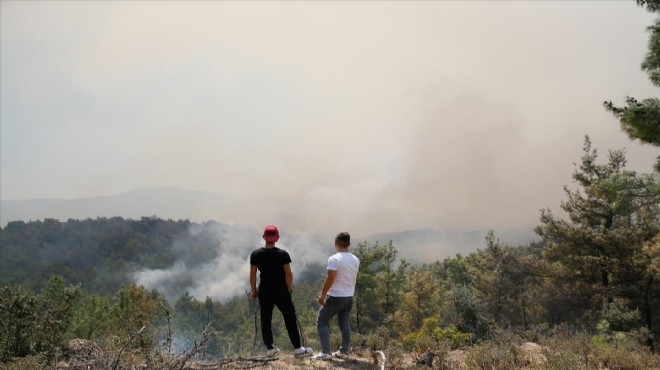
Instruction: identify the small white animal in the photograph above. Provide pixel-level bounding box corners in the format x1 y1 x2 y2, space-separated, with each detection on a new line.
371 350 387 370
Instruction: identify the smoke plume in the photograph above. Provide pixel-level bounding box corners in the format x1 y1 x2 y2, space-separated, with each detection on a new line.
131 222 328 302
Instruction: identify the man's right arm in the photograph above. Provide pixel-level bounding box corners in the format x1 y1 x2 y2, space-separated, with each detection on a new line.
250 265 258 302
319 269 337 306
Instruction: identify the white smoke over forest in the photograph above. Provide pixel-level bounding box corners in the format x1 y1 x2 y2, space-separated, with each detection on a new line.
126 219 537 302
130 222 328 302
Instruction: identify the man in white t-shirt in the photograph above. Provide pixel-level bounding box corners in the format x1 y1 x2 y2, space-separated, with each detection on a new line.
313 232 360 360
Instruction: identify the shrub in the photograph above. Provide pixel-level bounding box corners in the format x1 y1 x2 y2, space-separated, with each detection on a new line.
365 326 392 350
539 325 593 369
465 330 525 369
537 326 659 370
591 335 658 370
403 317 471 351
599 300 641 333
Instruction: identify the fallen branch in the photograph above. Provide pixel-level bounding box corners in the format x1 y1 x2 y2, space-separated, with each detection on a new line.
167 322 215 370
179 356 279 369
112 326 146 370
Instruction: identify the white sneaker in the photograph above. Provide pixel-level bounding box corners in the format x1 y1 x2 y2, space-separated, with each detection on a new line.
332 350 349 359
294 346 313 357
312 352 332 360
265 346 280 357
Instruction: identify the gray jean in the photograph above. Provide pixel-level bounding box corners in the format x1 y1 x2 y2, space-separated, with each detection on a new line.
316 296 354 354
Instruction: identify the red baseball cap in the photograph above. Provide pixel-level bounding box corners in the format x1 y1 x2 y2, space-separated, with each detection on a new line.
263 225 280 243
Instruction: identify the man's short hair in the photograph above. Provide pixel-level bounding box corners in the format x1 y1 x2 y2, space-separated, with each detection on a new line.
335 232 350 248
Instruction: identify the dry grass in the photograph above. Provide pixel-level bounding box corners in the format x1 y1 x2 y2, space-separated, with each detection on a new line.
7 333 660 370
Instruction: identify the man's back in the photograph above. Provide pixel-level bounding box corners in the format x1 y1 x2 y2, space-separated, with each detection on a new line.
250 247 291 294
327 252 360 297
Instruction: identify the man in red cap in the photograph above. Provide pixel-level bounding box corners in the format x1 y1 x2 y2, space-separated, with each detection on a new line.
249 225 312 357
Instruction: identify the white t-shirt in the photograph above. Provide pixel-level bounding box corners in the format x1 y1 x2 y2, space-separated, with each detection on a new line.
327 252 360 297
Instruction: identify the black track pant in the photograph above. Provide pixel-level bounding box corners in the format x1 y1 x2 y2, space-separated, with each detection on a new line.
258 292 301 349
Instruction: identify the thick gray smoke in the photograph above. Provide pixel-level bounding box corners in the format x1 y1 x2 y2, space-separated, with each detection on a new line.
131 223 328 303
3 1 658 236
129 219 538 303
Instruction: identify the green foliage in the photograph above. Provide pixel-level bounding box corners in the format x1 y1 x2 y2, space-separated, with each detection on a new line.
0 276 79 362
605 1 660 172
599 299 641 333
0 285 37 361
402 318 470 351
67 294 112 340
445 285 491 340
604 98 660 173
468 231 545 330
604 98 660 148
536 137 660 344
643 18 660 87
353 240 408 334
637 0 660 12
442 254 472 287
33 276 80 354
110 284 159 350
394 267 440 333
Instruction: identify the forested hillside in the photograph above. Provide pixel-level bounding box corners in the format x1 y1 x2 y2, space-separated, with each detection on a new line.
0 217 235 295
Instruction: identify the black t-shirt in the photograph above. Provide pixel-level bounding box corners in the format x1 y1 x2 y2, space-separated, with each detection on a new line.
250 247 292 295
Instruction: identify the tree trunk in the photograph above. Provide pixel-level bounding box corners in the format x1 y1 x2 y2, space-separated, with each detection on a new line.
520 286 528 330
356 286 363 334
644 276 655 352
601 268 613 304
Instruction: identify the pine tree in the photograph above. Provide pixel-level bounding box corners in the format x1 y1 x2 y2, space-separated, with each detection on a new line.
536 137 660 347
604 0 660 171
394 267 440 334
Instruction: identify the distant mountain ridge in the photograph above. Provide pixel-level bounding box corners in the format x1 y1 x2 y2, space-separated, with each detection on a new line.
1 187 539 262
0 187 234 226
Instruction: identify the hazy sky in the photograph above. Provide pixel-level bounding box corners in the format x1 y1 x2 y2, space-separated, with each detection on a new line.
1 1 659 235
